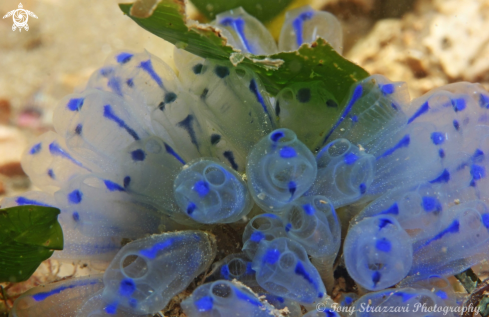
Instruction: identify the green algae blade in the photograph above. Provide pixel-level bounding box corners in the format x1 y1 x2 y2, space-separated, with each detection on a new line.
0 205 63 283
119 0 369 105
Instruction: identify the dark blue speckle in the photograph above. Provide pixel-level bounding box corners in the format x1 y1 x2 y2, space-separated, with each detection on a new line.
67 98 84 111
72 212 80 222
215 65 230 78
264 249 280 264
453 120 460 131
359 183 366 195
187 202 197 215
192 63 204 74
47 169 55 179
194 295 213 312
193 180 210 197
452 98 466 112
68 190 82 204
131 149 146 161
29 143 42 155
123 176 131 188
116 52 134 64
376 238 391 252
422 196 442 213
381 84 395 95
119 278 136 296
280 146 297 158
250 231 265 243
430 132 445 145
303 204 315 215
75 124 82 135
344 153 358 165
271 131 284 142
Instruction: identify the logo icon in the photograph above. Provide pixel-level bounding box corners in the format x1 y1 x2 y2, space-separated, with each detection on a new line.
3 3 38 32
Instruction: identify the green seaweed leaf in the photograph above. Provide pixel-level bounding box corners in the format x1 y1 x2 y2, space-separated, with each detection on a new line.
119 0 369 104
0 205 63 283
189 0 294 23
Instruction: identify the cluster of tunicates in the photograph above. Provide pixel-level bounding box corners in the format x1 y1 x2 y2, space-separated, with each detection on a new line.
4 4 488 317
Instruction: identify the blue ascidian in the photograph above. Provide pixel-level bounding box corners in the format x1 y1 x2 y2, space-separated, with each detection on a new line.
344 215 413 291
246 128 317 212
242 213 288 259
281 196 340 292
96 231 216 315
173 159 253 224
252 237 326 304
181 280 279 317
11 276 104 317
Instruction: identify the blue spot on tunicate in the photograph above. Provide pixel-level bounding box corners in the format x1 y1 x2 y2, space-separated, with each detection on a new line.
105 303 117 315
344 296 353 305
453 120 460 131
15 197 52 207
377 134 410 159
391 103 398 111
32 281 98 301
30 143 41 154
68 190 82 204
471 164 486 180
214 65 230 78
163 143 185 165
376 238 391 252
297 88 311 103
119 278 136 296
323 84 363 144
200 88 209 100
220 264 230 279
482 214 489 229
303 204 315 215
211 134 221 145
223 151 239 171
439 149 445 158
164 92 177 103
436 290 448 300
295 261 316 287
192 63 204 74
452 98 466 112
177 115 199 149
194 180 210 197
271 131 284 142
285 223 292 232
292 11 313 47
430 132 445 145
408 101 429 124
472 149 484 163
48 142 87 169
264 249 280 264
131 149 145 161
359 183 366 195
379 203 399 215
250 231 265 242
280 146 297 158
378 218 393 229
72 212 80 222
104 180 125 192
187 202 197 215
123 176 131 188
429 169 450 183
126 79 134 87
395 292 417 302
139 60 163 88
75 124 82 135
67 98 84 111
246 262 254 274
116 52 133 64
381 84 395 95
100 67 113 77
480 94 489 109
288 181 297 198
422 196 441 213
107 77 123 96
220 17 253 53
194 295 213 312
47 169 55 179
103 105 140 140
344 153 358 165
351 115 359 123
372 271 381 287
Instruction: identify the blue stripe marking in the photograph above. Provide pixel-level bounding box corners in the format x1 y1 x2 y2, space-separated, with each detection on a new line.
103 105 140 140
32 280 98 301
291 11 313 47
49 142 88 170
220 17 253 53
139 60 163 88
163 143 185 164
223 151 239 171
420 219 459 248
15 197 52 207
104 180 125 192
249 79 272 122
177 115 199 150
377 134 410 159
235 288 263 307
378 203 399 215
295 261 318 290
407 101 429 124
107 77 123 96
323 84 363 144
140 237 180 259
480 94 489 108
